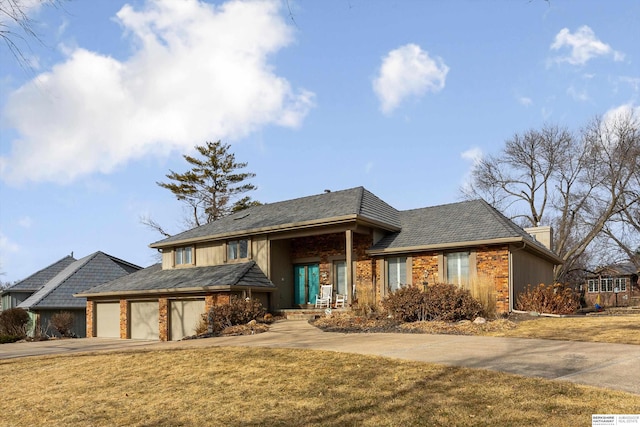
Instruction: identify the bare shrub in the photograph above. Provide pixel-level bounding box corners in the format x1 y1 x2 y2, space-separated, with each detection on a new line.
50 311 75 337
382 284 483 323
197 297 266 335
469 274 497 319
0 308 31 338
516 283 580 315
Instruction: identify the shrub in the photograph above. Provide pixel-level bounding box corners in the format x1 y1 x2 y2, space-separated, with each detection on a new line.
382 283 483 323
197 297 266 335
469 274 497 319
50 311 75 337
516 283 580 315
0 308 31 338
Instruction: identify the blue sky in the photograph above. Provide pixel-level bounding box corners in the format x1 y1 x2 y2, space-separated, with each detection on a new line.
1 0 638 282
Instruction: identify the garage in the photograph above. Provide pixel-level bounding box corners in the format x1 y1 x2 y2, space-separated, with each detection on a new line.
96 302 120 338
170 299 205 341
130 301 159 340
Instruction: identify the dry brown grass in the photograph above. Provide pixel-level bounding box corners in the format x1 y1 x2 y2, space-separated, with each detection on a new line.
485 314 640 344
1 346 638 427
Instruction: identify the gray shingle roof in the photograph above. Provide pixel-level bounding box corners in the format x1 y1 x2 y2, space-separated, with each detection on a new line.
77 261 275 296
371 199 552 253
3 255 76 293
18 252 142 310
151 187 400 247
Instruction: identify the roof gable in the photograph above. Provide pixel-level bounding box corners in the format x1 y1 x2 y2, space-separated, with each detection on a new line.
371 199 557 259
151 187 400 247
18 252 142 310
3 255 76 293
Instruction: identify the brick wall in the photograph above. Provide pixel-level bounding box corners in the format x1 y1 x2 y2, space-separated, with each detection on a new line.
475 246 510 313
412 254 440 286
119 299 128 339
86 300 95 338
159 298 168 341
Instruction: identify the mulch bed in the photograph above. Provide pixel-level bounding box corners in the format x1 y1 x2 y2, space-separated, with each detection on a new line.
311 312 523 335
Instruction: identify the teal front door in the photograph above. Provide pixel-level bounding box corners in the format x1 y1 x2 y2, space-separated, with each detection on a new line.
294 264 320 305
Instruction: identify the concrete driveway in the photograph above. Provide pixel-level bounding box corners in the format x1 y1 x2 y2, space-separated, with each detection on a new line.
2 320 639 395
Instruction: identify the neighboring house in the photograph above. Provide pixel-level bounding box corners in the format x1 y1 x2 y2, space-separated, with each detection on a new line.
584 263 640 308
15 252 141 337
78 187 562 341
1 255 77 311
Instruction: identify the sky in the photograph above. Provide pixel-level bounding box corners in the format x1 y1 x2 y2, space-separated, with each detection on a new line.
1 0 638 283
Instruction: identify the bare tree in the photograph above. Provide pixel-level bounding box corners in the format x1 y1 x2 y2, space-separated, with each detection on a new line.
0 0 64 70
464 111 640 282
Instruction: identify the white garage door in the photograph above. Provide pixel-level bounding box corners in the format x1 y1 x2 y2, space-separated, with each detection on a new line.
96 302 120 338
130 301 159 340
170 299 205 341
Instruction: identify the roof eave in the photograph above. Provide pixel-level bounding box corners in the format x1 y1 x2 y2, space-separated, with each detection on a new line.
368 237 563 264
149 215 363 248
75 284 276 298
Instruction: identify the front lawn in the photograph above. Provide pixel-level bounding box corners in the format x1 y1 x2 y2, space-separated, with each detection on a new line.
1 347 638 426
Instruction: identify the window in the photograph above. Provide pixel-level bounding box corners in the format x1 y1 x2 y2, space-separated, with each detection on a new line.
387 257 407 292
228 239 248 260
587 279 598 293
614 278 627 292
600 277 613 292
335 261 347 296
175 246 193 265
447 252 470 288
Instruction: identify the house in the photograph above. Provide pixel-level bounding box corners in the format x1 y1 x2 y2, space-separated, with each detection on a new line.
10 251 141 337
1 255 76 311
584 263 640 308
77 187 562 341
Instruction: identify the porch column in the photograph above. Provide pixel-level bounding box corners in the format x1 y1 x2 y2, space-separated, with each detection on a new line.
346 229 353 305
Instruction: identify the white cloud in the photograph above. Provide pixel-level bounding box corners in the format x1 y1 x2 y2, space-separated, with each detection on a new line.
603 103 640 125
567 86 589 102
0 231 20 256
0 0 314 185
460 147 483 194
550 25 624 66
17 216 32 229
518 96 533 107
373 43 449 115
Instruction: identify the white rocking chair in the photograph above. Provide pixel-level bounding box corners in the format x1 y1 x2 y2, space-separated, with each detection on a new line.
334 292 346 308
315 284 332 308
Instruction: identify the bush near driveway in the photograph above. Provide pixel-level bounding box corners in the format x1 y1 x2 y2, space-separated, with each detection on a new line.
0 308 30 340
382 283 483 322
516 283 580 315
195 296 267 336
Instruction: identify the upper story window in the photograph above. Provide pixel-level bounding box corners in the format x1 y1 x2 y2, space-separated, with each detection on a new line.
228 239 249 260
387 257 407 293
447 252 470 289
175 246 193 265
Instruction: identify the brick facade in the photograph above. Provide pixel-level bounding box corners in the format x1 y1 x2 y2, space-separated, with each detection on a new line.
119 299 128 339
159 298 169 342
475 246 510 313
86 300 95 338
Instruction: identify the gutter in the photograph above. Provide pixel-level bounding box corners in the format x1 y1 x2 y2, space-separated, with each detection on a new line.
74 284 276 298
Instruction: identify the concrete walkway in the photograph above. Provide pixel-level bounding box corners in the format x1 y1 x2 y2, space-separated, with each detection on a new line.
2 320 639 395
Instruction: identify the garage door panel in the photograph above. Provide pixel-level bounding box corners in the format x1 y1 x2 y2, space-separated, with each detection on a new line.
96 302 120 338
130 301 159 340
170 299 205 341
